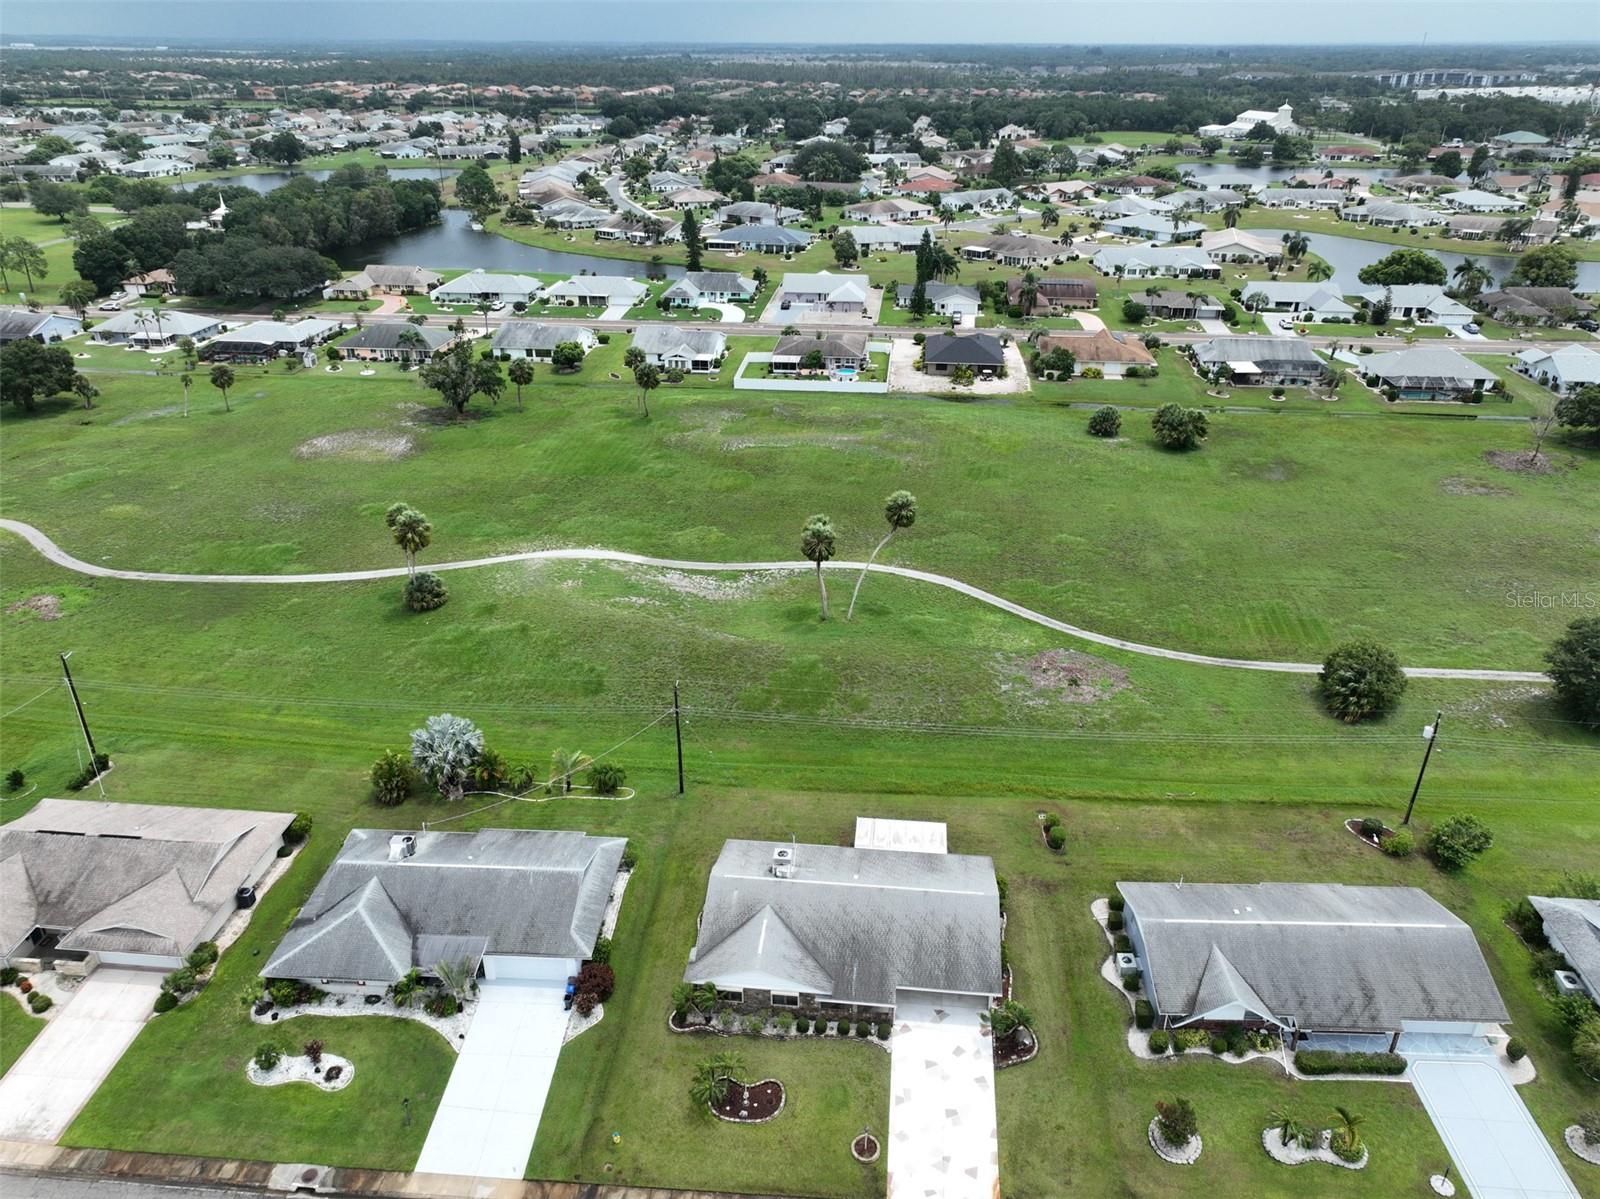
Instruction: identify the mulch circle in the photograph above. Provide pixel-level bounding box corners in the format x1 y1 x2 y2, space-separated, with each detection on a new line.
851 1133 881 1163
993 1028 1038 1069
1343 818 1394 850
711 1078 785 1123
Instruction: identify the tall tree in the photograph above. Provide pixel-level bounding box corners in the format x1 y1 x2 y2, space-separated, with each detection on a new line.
801 514 837 621
633 361 661 416
0 339 82 412
682 207 703 273
988 139 1023 188
1467 144 1491 181
208 363 235 411
846 491 917 620
419 341 496 417
3 238 47 291
386 505 432 576
1451 257 1493 299
58 278 97 320
507 130 522 164
507 357 533 409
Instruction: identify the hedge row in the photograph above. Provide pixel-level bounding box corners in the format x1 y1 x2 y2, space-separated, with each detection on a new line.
1293 1049 1407 1076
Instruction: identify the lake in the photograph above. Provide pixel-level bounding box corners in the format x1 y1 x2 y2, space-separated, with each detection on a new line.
1175 161 1402 187
1252 226 1600 290
176 167 460 194
333 208 686 279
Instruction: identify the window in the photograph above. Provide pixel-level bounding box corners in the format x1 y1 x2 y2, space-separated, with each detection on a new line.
771 993 800 1008
716 988 743 1004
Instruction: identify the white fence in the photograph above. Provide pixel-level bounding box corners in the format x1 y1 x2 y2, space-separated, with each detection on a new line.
732 341 893 394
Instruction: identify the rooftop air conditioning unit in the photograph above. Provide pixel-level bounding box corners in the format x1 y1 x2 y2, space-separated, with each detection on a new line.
388 833 417 862
1553 970 1587 998
772 846 795 879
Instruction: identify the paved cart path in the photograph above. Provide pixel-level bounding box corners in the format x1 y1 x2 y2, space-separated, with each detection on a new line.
0 518 1546 682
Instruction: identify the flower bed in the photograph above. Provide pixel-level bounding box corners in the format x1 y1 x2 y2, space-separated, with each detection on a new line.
1148 1117 1202 1165
994 1027 1038 1069
252 992 474 1050
1262 1126 1368 1170
851 1132 881 1163
247 1052 354 1092
710 1078 786 1124
1566 1126 1600 1166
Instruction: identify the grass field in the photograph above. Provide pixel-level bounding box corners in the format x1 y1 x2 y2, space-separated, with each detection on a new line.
2 321 1598 1196
0 990 45 1077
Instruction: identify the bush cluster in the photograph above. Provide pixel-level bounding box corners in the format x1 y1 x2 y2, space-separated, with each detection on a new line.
1293 1049 1407 1076
27 992 52 1013
1381 827 1415 858
1134 999 1154 1030
1147 1029 1170 1054
66 752 112 791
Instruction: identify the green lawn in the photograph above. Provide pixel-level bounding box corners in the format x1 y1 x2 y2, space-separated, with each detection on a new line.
0 990 45 1077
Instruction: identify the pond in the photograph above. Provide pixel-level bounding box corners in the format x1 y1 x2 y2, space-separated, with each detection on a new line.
1175 161 1403 187
332 208 685 279
1252 226 1600 291
176 167 460 194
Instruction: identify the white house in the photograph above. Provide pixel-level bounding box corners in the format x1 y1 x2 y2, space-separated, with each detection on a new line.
1244 282 1357 321
1515 344 1600 394
893 282 980 319
540 275 648 309
630 325 726 373
429 270 543 307
1357 285 1474 327
1198 103 1297 140
660 271 758 307
91 309 224 348
491 321 598 361
1092 245 1219 279
776 271 871 315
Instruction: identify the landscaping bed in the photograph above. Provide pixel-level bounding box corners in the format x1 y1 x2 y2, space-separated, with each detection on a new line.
993 1027 1039 1069
247 1051 354 1093
851 1132 880 1163
710 1078 786 1124
1262 1126 1368 1170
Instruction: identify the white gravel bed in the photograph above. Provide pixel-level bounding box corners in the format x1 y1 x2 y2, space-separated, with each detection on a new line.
248 1052 354 1092
1566 1126 1600 1166
564 867 632 1045
253 995 475 1051
1262 1126 1368 1169
1149 1118 1202 1164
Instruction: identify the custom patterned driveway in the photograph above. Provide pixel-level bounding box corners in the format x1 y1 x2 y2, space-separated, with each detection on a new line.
887 996 998 1199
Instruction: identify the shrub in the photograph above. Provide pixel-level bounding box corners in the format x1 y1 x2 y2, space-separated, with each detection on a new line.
276 843 294 858
404 571 449 612
303 1038 324 1065
16 979 30 994
253 1043 282 1071
187 941 219 970
1360 816 1385 837
1123 971 1142 992
284 811 313 845
1087 405 1121 438
1330 1132 1364 1162
1228 1033 1248 1057
268 979 303 1008
1150 403 1208 451
1271 386 1286 398
855 1019 871 1037
1107 895 1125 913
1046 827 1066 852
5 769 23 791
425 991 458 1017
1578 1108 1600 1147
1505 1037 1526 1062
1575 1025 1600 1078
1505 898 1548 946
66 753 112 791
1080 366 1104 379
1530 947 1567 980
1428 813 1493 871
589 936 612 966
1041 812 1061 832
27 992 52 1014
575 990 599 1016
794 1015 810 1034
370 750 416 807
596 332 610 345
153 991 178 1014
1209 1033 1228 1054
1293 1049 1407 1076
1381 827 1415 858
1135 999 1154 1029
1319 640 1407 723
0 967 17 987
1552 993 1598 1033
1113 933 1132 954
996 875 1008 913
163 967 198 996
1106 910 1124 932
1155 1097 1198 1146
576 962 615 1004
1174 1028 1209 1051
876 1022 891 1040
1121 299 1148 324
588 763 626 795
620 845 639 871
323 1065 344 1082
1147 1029 1170 1054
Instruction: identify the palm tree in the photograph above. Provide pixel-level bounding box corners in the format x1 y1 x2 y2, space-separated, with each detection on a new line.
432 956 474 1000
1451 257 1493 300
623 345 646 372
672 981 720 1021
689 1051 746 1110
507 357 533 409
801 514 836 621
846 491 917 621
474 299 493 334
1039 203 1059 228
633 362 661 417
208 363 235 411
1112 264 1125 299
388 507 432 576
1270 1106 1310 1149
549 748 593 794
979 998 1033 1040
1281 232 1310 262
4 238 46 292
1331 1105 1366 1153
179 372 192 417
1223 205 1240 229
1306 259 1334 283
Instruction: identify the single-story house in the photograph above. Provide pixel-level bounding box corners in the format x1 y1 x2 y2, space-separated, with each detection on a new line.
1386 173 1462 196
939 187 1016 213
1037 179 1096 203
631 325 726 373
1319 144 1381 162
960 234 1057 268
1258 188 1347 210
1339 201 1446 228
1445 215 1515 241
1036 329 1154 378
647 171 700 194
1357 285 1474 327
1360 346 1500 399
261 828 625 995
539 199 612 229
1089 195 1172 221
1514 344 1600 394
922 331 1005 376
717 201 802 226
0 798 294 972
0 308 82 344
849 225 928 253
201 318 342 363
91 309 224 348
429 270 543 307
894 282 980 319
491 321 597 361
1141 289 1223 321
661 271 758 308
326 264 441 299
1190 172 1266 194
1093 245 1219 280
1100 214 1205 244
1007 275 1097 314
775 271 870 314
1200 228 1282 264
1119 881 1509 1050
1442 189 1524 213
121 268 179 296
666 187 727 209
541 275 648 309
1246 282 1357 321
703 224 814 254
340 321 456 362
594 213 681 244
683 838 1001 1019
1191 335 1330 386
843 198 934 224
1479 287 1595 325
1161 188 1245 213
1527 896 1600 1006
770 332 870 374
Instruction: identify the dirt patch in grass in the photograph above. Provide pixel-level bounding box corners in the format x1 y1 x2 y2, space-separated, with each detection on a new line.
995 649 1132 706
1239 458 1300 483
6 594 62 620
294 431 417 461
721 433 868 452
1482 449 1563 475
1440 475 1513 497
624 565 786 603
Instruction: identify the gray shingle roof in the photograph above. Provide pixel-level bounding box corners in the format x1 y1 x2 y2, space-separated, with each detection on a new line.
341 322 453 352
631 325 726 358
923 332 1005 367
1362 347 1499 387
0 799 294 960
491 321 594 353
1192 336 1326 371
0 309 52 341
1528 896 1600 993
262 827 624 983
1120 881 1509 1031
686 840 1001 1006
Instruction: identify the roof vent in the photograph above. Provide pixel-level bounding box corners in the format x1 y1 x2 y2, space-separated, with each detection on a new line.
771 846 795 879
388 834 416 863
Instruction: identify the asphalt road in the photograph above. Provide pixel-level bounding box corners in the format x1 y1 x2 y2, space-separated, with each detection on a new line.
0 1174 263 1199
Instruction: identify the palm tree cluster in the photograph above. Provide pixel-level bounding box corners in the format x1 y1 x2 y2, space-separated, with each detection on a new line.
688 1051 747 1110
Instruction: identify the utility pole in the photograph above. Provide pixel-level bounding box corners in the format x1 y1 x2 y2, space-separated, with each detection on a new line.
673 679 685 796
59 652 105 797
1402 711 1443 827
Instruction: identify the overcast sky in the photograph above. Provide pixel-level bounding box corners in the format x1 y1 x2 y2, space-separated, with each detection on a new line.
3 0 1594 47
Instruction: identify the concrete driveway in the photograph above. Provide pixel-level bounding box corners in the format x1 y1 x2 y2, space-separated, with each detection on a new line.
704 302 747 323
888 997 998 1199
1409 1058 1578 1199
413 979 568 1180
0 968 163 1142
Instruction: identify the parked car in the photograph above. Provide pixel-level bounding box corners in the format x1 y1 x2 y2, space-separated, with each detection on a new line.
1575 319 1599 333
1462 323 1480 334
98 300 123 311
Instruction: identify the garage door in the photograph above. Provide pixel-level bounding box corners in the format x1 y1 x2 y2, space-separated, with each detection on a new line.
1409 1058 1578 1199
481 955 574 982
